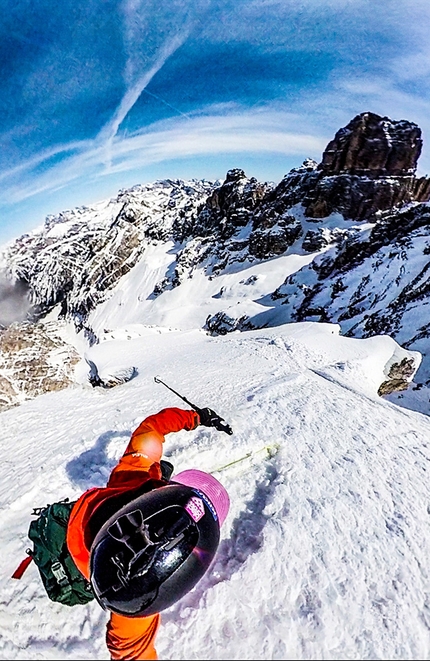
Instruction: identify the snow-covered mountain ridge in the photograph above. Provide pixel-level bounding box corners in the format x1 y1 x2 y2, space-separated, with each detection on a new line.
2 178 216 324
1 111 430 414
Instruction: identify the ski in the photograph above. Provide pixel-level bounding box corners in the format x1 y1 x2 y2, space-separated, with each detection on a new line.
210 444 279 474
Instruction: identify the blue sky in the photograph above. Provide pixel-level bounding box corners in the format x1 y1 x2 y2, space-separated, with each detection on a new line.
1 0 430 245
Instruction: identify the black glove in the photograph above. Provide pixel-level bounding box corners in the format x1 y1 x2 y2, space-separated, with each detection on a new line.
196 407 233 435
197 407 220 427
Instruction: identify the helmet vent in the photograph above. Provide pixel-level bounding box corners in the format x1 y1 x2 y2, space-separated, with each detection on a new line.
105 507 196 589
108 509 152 553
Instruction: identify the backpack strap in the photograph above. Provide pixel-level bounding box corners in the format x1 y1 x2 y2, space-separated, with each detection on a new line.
11 551 33 579
11 501 62 579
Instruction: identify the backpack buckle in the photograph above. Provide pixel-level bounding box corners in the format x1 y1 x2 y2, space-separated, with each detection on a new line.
51 561 69 587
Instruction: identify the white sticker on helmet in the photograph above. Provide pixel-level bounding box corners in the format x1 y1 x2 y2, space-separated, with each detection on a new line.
185 496 205 522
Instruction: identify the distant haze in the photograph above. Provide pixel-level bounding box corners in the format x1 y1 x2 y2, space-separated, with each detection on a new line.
0 273 32 326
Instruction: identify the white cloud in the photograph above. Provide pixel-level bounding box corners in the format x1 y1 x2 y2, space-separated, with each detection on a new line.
1 108 326 205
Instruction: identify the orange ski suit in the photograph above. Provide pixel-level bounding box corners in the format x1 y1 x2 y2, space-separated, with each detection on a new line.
67 407 199 660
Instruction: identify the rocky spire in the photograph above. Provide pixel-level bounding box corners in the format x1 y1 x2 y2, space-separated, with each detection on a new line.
276 111 430 220
319 111 423 177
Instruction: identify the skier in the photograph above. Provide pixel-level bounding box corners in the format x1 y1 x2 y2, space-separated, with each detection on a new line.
67 406 230 660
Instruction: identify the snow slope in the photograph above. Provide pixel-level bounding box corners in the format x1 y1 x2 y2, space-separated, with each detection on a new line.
1 319 430 660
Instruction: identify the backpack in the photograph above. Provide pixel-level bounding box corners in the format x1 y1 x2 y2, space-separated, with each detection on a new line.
22 498 95 606
12 466 175 605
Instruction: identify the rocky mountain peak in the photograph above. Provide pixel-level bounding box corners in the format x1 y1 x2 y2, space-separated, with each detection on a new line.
224 168 247 183
191 169 271 241
273 111 430 221
319 111 423 177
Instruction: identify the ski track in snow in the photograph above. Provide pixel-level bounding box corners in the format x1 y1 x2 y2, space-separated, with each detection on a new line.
1 326 430 659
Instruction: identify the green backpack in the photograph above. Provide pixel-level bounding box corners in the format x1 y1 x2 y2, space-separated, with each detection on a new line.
26 498 95 606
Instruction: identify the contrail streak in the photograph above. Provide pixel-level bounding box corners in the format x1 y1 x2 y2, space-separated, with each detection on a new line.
97 32 188 168
142 89 192 120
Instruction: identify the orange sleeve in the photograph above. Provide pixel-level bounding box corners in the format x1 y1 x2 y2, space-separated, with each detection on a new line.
68 408 200 574
109 408 199 478
130 407 199 439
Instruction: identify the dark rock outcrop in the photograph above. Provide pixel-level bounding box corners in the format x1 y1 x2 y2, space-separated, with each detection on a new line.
319 111 422 176
189 168 271 241
273 112 430 221
377 358 417 396
204 310 254 335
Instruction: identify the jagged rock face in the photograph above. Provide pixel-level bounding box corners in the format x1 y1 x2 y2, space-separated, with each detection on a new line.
272 202 430 388
190 168 272 240
273 113 430 221
304 173 427 221
4 113 428 331
316 203 430 278
319 111 422 177
151 171 281 294
0 321 80 411
3 180 214 324
248 213 302 259
204 310 253 335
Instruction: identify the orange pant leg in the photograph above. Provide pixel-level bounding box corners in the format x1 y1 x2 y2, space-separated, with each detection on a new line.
106 612 161 660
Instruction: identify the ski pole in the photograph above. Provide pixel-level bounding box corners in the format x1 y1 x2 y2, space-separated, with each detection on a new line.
154 376 198 409
154 376 233 435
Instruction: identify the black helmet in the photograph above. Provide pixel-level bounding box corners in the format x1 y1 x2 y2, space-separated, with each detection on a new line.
90 481 223 617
